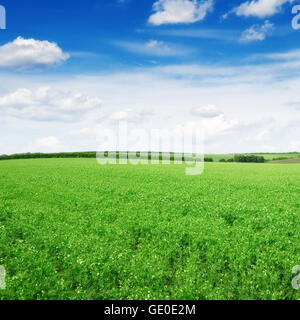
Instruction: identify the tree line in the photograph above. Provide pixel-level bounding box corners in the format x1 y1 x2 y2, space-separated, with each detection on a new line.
0 152 265 163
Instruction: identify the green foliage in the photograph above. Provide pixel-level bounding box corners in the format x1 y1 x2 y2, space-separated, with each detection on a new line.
234 154 265 163
0 152 212 164
2 152 299 163
272 157 289 161
0 159 299 300
0 152 97 161
220 158 234 163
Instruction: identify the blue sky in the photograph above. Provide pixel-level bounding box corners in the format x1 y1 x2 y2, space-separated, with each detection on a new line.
1 0 298 69
0 0 300 154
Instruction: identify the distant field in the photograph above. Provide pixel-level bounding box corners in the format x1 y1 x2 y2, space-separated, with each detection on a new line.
206 153 300 162
0 159 299 300
256 153 300 161
272 158 300 164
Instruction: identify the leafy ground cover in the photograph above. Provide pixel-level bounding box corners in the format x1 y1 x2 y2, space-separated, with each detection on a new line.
0 159 299 300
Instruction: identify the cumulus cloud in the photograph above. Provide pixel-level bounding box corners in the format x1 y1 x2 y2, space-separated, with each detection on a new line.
177 115 239 140
225 0 294 19
148 0 213 26
200 115 239 137
189 105 238 137
0 37 69 71
110 109 136 121
2 52 300 154
28 136 65 153
190 105 221 117
241 20 274 42
0 87 102 122
109 108 152 123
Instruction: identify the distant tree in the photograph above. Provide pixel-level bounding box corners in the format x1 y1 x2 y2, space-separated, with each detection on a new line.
234 155 265 163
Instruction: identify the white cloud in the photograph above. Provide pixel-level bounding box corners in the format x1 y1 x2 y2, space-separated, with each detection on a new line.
146 40 164 49
116 39 189 56
176 114 239 141
153 28 239 41
148 0 213 26
69 127 94 136
109 109 139 122
191 105 221 117
228 0 294 18
285 96 300 109
264 49 300 60
2 48 300 154
109 108 152 123
290 140 300 150
201 115 239 137
0 87 102 122
0 37 69 71
241 20 274 42
247 129 270 141
28 136 65 153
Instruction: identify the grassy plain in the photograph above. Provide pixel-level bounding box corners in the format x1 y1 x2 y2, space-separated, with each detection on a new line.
0 159 299 300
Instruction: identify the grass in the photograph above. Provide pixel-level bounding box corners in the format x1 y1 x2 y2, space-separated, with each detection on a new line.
0 158 299 300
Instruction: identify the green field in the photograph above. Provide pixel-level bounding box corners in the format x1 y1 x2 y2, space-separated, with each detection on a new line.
0 159 299 300
206 153 300 162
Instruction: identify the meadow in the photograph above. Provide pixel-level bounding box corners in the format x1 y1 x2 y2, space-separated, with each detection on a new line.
0 158 299 300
